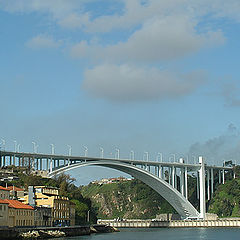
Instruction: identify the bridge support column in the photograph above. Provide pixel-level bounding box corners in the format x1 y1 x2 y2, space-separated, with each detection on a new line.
207 169 210 201
46 158 49 170
13 155 15 166
50 159 53 173
3 156 5 166
158 165 162 178
180 168 184 195
172 167 175 188
199 156 206 219
185 167 188 199
219 170 221 183
179 158 184 195
196 171 199 199
211 168 214 196
40 159 42 170
222 170 225 184
36 159 39 170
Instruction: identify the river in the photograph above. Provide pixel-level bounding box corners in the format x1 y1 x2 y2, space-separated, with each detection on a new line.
54 228 240 240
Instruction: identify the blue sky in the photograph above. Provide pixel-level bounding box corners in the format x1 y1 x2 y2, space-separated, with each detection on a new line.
1 0 240 185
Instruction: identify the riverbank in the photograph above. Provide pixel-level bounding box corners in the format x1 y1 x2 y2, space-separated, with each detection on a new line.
98 218 240 228
0 224 118 239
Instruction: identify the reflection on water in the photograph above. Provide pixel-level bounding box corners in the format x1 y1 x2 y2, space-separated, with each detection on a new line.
55 227 240 240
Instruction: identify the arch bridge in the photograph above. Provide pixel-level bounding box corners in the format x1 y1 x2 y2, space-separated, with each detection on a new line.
0 150 233 219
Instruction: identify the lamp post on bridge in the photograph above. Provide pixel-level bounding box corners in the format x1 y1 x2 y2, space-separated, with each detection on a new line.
192 155 197 164
84 146 88 157
14 140 17 152
67 145 72 156
17 144 20 153
50 144 55 155
100 147 104 158
1 139 5 151
130 150 134 160
157 152 163 162
32 141 37 153
115 148 120 159
169 153 176 162
144 152 149 161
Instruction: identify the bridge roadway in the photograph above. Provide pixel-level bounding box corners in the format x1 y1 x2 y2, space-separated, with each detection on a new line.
0 150 232 171
0 150 234 220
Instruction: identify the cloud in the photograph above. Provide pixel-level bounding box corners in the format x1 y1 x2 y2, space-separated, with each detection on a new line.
2 0 240 32
82 64 205 102
71 16 225 63
222 84 240 107
26 35 62 49
188 124 240 163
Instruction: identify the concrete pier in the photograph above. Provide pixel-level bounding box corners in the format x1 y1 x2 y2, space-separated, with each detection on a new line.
98 219 240 228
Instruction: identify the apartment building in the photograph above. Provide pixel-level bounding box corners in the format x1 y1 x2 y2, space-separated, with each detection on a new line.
4 199 34 227
7 186 24 200
0 186 10 199
24 186 75 226
0 199 9 227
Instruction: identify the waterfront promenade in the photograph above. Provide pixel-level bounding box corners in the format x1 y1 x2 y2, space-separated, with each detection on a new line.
98 218 240 228
0 224 116 239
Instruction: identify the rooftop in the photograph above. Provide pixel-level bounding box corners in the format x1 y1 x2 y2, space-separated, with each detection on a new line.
4 199 34 210
7 186 24 191
0 186 10 191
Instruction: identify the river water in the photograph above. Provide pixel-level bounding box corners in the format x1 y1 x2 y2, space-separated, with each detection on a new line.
55 228 240 240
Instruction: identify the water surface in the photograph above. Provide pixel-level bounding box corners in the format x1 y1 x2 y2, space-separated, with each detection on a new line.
55 227 240 240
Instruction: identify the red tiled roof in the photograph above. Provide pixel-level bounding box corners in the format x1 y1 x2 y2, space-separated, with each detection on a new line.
4 200 34 210
0 199 8 204
0 186 9 191
7 186 24 191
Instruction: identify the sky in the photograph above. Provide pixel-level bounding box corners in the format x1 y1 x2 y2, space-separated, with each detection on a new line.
1 0 240 185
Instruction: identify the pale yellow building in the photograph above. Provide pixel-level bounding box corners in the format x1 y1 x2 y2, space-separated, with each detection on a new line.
24 186 75 226
4 199 34 227
0 199 9 227
0 186 10 199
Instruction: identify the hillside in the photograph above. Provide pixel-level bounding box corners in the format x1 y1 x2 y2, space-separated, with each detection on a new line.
208 178 240 217
81 168 239 220
81 179 177 219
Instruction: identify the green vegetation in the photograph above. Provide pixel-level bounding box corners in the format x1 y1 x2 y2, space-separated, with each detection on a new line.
81 179 177 219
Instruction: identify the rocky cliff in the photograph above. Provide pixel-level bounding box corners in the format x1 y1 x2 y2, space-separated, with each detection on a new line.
81 179 176 219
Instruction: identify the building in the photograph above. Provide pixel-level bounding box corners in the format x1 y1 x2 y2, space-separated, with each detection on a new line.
24 186 75 226
0 186 10 199
0 199 9 227
4 199 34 227
7 186 24 200
34 206 52 227
69 201 76 226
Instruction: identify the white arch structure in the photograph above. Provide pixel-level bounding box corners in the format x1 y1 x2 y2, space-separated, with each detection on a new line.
0 151 233 220
49 160 200 219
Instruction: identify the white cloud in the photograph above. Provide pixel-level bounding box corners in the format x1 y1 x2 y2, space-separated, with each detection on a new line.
2 0 240 32
71 16 225 63
82 64 205 102
26 35 62 49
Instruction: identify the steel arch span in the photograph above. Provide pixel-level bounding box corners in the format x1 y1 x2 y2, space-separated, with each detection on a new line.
49 160 200 219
